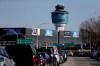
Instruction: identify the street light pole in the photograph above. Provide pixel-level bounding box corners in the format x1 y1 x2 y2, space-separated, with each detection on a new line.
36 23 49 48
58 31 60 44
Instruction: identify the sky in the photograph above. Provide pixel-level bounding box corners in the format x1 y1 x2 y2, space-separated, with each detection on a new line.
0 0 100 31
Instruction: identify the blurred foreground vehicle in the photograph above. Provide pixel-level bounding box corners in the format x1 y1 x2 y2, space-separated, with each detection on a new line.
0 46 16 66
5 44 39 66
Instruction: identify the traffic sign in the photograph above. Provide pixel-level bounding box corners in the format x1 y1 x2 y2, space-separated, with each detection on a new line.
64 42 75 47
17 38 33 44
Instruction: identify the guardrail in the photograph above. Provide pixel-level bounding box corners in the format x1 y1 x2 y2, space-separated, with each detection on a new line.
0 41 16 45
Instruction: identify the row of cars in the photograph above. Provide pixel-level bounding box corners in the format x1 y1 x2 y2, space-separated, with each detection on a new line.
37 46 68 66
0 44 68 66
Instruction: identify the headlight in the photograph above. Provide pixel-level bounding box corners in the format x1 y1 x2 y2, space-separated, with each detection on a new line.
0 57 4 62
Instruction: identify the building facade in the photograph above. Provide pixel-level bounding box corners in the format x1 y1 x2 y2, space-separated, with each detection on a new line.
0 27 81 46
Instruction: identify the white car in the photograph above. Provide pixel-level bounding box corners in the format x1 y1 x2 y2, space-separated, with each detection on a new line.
0 47 16 66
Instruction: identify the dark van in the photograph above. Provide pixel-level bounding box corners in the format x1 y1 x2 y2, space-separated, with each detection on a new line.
5 44 38 66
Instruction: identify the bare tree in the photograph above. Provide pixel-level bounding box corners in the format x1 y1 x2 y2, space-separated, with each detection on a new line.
79 16 100 50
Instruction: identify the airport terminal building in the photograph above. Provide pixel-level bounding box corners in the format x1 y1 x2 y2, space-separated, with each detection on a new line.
0 27 81 47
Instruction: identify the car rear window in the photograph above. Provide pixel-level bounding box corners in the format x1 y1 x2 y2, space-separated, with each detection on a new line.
5 45 33 64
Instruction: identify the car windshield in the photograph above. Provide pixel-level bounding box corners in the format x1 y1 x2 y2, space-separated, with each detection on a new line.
44 53 50 59
39 52 49 59
37 49 53 55
40 47 54 52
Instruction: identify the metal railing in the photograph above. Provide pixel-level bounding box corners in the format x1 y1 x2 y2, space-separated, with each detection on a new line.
0 41 16 45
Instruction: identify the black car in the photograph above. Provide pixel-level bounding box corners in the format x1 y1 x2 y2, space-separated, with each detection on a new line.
40 46 59 66
5 44 39 66
37 48 55 66
38 52 50 65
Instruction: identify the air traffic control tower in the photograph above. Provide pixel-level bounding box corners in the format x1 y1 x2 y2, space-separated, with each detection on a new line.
51 4 69 43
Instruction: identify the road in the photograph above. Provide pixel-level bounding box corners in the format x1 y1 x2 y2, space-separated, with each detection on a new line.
60 57 100 66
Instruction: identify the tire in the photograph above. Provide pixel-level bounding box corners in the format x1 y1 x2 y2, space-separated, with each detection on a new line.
57 62 59 66
4 65 6 66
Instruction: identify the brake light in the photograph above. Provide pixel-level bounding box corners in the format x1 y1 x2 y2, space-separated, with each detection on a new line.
38 59 43 65
40 60 43 63
32 55 36 63
40 60 43 62
33 55 35 58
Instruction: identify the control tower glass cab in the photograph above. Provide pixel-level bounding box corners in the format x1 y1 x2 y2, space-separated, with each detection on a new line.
51 4 69 31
